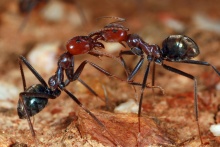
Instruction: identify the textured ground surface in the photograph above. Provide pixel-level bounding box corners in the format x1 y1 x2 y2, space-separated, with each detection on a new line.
0 0 220 146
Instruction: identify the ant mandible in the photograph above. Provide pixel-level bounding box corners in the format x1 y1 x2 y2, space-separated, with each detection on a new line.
89 17 220 145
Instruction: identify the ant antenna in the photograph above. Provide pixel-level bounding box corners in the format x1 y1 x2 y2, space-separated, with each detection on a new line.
96 16 126 24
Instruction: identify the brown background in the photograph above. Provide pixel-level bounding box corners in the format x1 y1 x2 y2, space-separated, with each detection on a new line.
0 0 220 146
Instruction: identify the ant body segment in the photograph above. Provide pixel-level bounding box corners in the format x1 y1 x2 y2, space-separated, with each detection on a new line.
88 17 220 145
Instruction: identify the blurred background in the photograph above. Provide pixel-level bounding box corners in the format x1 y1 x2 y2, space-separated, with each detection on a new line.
0 0 220 146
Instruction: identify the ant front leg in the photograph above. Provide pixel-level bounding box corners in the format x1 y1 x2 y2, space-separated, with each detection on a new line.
19 55 48 87
57 53 106 102
70 60 124 82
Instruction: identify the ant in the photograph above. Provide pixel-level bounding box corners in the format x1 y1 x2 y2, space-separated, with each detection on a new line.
18 55 122 146
18 34 163 146
88 17 220 145
17 35 123 145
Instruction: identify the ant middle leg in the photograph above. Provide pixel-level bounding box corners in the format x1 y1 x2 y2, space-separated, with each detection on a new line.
118 50 145 79
69 60 125 82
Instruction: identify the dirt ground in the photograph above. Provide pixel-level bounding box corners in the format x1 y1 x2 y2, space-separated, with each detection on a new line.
0 0 220 147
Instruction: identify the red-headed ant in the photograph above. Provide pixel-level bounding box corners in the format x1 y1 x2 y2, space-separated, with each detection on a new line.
89 17 220 145
18 32 164 145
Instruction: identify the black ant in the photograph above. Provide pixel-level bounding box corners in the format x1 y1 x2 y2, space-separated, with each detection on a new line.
17 35 123 145
89 17 220 145
18 55 123 145
18 34 164 145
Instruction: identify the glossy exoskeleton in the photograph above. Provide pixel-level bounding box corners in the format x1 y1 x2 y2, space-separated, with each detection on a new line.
18 55 122 145
18 33 163 146
18 84 59 118
89 18 220 145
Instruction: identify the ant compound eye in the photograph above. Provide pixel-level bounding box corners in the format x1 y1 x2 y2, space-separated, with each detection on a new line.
112 29 118 33
76 39 81 43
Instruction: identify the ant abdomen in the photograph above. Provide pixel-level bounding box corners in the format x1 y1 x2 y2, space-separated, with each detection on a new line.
161 35 200 61
17 84 49 119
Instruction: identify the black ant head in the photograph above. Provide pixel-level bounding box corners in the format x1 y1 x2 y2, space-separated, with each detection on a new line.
18 84 49 119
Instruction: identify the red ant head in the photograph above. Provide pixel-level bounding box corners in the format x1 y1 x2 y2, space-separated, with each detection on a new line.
101 28 128 42
66 36 93 55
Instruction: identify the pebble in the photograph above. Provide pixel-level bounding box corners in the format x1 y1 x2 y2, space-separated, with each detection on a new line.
0 81 19 100
27 42 60 74
210 124 220 136
114 99 139 114
193 14 220 34
41 1 65 22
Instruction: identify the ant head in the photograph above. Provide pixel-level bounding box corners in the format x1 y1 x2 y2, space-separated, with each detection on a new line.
101 27 128 43
17 84 48 119
66 36 93 55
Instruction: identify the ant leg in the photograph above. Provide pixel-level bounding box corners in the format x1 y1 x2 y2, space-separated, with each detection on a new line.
62 88 120 146
18 92 57 145
118 50 136 76
176 60 220 76
89 50 124 67
19 55 48 87
77 78 105 102
130 82 164 94
128 56 145 81
119 50 145 81
18 93 36 139
151 62 156 98
161 63 203 145
138 61 151 122
152 62 156 87
214 104 220 124
77 78 99 97
71 60 124 81
119 50 145 100
18 55 55 145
